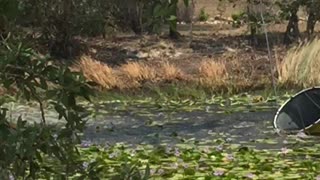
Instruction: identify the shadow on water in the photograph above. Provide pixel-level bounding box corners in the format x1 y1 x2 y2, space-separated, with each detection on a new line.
83 103 289 150
8 101 320 151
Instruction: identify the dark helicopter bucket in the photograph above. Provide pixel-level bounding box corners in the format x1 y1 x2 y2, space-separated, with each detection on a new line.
274 87 320 135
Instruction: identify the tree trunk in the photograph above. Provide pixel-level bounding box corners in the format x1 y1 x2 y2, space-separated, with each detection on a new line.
177 0 195 23
169 0 180 39
169 26 180 39
284 9 300 44
306 1 320 39
126 0 143 35
307 12 316 37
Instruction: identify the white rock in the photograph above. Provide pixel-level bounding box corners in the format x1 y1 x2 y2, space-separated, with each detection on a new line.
136 51 149 59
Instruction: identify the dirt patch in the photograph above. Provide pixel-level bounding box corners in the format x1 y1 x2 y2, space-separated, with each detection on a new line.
75 29 288 91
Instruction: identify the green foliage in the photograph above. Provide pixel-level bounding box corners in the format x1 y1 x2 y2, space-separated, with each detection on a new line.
0 32 96 178
231 12 247 28
198 8 210 22
12 0 124 58
0 0 19 36
230 1 273 37
229 0 318 41
144 0 181 34
0 0 19 21
70 134 320 179
18 0 115 37
3 0 320 46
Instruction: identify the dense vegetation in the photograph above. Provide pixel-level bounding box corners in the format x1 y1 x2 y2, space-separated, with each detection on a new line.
1 0 320 58
1 0 320 179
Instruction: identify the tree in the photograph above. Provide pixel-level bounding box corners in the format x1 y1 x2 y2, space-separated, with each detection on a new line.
168 0 180 39
306 0 320 38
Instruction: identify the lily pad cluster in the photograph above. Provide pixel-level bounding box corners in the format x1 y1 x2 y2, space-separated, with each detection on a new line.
69 136 320 179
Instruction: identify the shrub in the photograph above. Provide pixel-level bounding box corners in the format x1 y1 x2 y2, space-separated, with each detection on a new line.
198 60 228 87
77 55 118 89
119 62 156 82
0 34 96 178
198 7 209 22
159 62 185 81
278 38 320 87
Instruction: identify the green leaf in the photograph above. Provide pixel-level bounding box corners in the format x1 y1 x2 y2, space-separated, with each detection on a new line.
143 164 150 180
153 4 163 17
167 15 177 21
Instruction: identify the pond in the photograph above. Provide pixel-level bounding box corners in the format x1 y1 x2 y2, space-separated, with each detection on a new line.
6 95 284 149
6 94 320 179
84 104 281 149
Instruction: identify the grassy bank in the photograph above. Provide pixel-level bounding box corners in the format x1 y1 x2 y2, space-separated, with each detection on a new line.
93 83 297 104
71 37 320 98
3 37 319 108
74 55 272 94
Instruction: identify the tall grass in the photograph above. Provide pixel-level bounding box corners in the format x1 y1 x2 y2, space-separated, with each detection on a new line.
75 55 269 93
76 56 118 89
278 38 320 87
119 62 156 82
198 60 227 83
159 62 185 81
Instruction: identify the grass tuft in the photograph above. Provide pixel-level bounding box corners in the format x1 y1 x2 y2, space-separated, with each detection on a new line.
159 62 185 81
75 54 274 93
198 60 228 86
119 62 156 82
278 38 320 87
76 55 118 89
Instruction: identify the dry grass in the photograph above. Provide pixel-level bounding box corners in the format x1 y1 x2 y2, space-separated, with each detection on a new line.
0 87 8 96
75 53 271 92
119 62 156 82
74 55 259 92
278 38 320 87
198 60 227 80
159 62 185 81
197 59 228 86
76 56 187 89
76 55 118 89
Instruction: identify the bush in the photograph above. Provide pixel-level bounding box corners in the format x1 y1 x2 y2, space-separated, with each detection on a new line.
198 7 209 22
278 38 320 87
0 33 97 178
